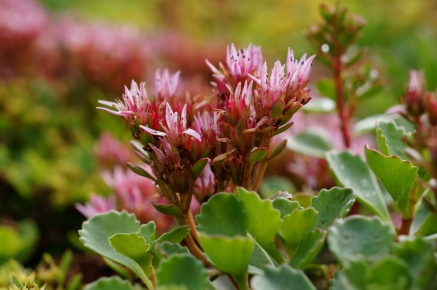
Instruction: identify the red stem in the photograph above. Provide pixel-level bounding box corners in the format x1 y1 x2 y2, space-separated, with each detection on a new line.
332 57 351 148
397 217 413 239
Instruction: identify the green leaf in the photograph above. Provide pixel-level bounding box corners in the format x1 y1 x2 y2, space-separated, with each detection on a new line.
316 78 336 100
79 211 152 287
394 237 437 289
236 187 283 262
280 208 318 257
288 229 326 270
367 256 412 290
376 120 407 160
108 233 152 275
332 260 368 290
365 146 418 217
302 97 336 113
155 242 190 258
271 198 301 220
326 150 391 222
191 158 208 176
198 233 254 281
287 131 333 158
127 162 156 182
249 147 268 164
196 193 247 237
152 203 182 219
84 277 134 290
311 187 355 230
156 226 190 244
138 222 156 245
251 264 316 290
248 240 274 275
157 254 209 290
269 139 287 160
328 216 395 265
416 213 437 236
353 114 385 135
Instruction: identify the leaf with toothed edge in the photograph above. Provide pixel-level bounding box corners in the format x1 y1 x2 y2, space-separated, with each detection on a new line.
84 276 135 290
288 229 326 270
310 187 355 230
251 264 317 290
326 150 391 223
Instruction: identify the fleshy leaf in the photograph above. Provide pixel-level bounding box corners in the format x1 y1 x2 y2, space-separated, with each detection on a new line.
364 146 418 217
287 131 333 158
127 162 156 182
138 222 156 245
394 237 437 289
108 233 152 276
367 256 412 290
84 277 134 290
251 264 316 290
248 240 274 275
157 254 209 290
328 216 395 265
152 203 182 219
249 147 268 164
326 150 391 222
415 213 437 237
288 229 326 270
311 187 355 230
280 208 318 257
196 193 247 237
269 139 287 160
191 158 208 176
376 120 407 160
271 198 301 220
331 260 368 290
78 211 152 287
236 187 283 262
155 242 190 258
198 233 254 286
155 226 190 244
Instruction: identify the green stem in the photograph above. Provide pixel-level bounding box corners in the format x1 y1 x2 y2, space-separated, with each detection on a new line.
233 274 248 290
251 139 272 192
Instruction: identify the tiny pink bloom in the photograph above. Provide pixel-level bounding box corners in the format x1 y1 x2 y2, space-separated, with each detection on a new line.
155 69 181 100
286 49 315 89
226 43 263 79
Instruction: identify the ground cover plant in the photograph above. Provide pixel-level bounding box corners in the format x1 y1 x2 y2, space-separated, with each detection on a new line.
1 1 437 289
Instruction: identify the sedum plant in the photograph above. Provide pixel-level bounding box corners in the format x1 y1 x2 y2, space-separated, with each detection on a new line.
78 3 437 290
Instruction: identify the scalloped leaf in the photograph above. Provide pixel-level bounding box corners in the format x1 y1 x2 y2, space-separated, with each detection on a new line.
367 257 411 290
152 203 182 219
108 233 153 276
84 277 134 290
251 264 316 290
328 216 395 265
271 198 301 220
280 208 318 257
311 187 355 230
365 146 418 217
394 237 437 289
287 131 333 158
157 254 209 290
236 187 283 262
326 150 391 222
78 211 152 287
155 242 190 258
196 193 247 237
155 226 190 244
376 120 407 160
138 222 156 245
331 260 368 290
288 229 326 270
248 240 274 275
198 233 254 285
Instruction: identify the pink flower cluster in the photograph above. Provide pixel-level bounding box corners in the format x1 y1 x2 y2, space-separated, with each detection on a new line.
99 44 315 211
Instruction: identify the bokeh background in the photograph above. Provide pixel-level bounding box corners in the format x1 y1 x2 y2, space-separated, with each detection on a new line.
1 0 437 283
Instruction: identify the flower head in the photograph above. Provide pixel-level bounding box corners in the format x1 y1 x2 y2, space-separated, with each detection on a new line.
155 69 181 101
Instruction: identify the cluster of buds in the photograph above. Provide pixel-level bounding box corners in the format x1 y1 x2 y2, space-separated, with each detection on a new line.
99 43 315 218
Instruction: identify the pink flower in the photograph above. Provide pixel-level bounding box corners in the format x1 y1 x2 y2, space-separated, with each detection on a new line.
76 194 116 218
95 132 134 169
226 43 263 80
98 80 150 126
155 69 181 101
225 81 256 123
286 49 315 89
